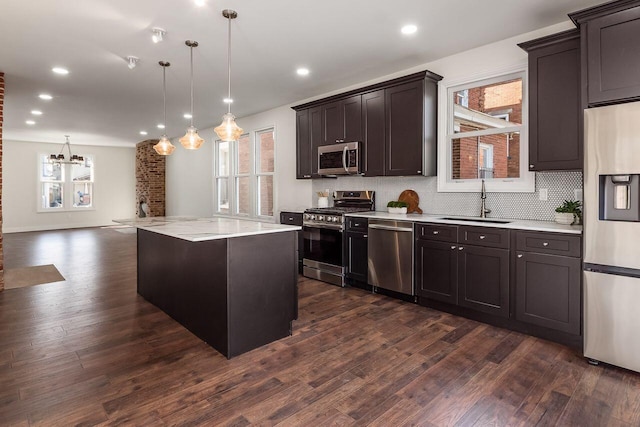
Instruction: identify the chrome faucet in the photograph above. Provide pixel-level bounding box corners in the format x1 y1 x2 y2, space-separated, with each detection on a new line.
480 179 491 218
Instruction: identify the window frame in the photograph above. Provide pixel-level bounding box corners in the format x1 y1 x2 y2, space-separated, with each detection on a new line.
37 153 96 213
437 67 535 193
212 126 276 221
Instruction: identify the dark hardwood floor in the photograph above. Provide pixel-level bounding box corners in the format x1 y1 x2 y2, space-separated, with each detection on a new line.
1 227 639 426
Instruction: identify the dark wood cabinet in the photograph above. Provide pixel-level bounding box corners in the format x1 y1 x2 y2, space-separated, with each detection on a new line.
362 90 385 176
295 110 311 179
293 70 442 179
344 217 368 285
385 80 424 176
458 244 510 317
416 239 458 304
294 107 322 179
571 1 640 106
519 29 583 171
280 211 304 274
415 224 508 316
322 95 362 145
514 231 582 335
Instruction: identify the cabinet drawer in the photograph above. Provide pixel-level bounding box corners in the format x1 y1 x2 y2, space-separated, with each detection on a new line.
516 231 581 257
416 223 458 243
346 217 368 233
280 212 303 226
460 226 510 249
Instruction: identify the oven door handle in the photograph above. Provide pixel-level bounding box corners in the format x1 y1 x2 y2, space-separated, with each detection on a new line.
304 224 343 232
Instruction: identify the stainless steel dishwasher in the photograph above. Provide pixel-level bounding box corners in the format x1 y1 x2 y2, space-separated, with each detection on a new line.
367 219 414 295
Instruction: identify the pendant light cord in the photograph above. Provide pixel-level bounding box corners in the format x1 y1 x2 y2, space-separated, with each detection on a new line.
189 45 194 127
163 65 167 132
227 14 232 114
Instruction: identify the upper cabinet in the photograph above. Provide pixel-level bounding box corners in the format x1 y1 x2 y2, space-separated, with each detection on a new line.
570 0 640 107
293 70 442 179
519 29 583 171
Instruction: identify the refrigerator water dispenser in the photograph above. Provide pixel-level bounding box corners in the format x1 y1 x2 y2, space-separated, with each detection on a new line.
599 174 640 221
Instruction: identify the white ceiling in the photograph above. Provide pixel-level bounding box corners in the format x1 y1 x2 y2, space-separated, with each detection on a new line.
1 0 604 147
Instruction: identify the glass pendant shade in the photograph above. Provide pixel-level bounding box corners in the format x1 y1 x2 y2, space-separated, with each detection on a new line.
179 126 205 149
153 135 176 155
214 112 243 142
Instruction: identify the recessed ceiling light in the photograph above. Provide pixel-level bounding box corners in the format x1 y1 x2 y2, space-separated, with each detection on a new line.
39 93 53 100
401 24 418 35
194 0 205 6
223 98 233 104
25 120 36 125
140 131 148 136
151 28 166 43
52 67 69 75
183 113 192 119
31 110 43 115
157 124 165 129
296 68 310 76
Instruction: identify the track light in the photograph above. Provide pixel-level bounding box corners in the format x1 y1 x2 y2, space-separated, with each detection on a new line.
126 56 139 70
151 28 166 43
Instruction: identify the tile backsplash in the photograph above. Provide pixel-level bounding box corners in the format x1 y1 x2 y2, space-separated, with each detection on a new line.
312 171 582 222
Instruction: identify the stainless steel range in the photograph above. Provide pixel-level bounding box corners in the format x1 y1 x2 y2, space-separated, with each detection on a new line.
303 191 375 286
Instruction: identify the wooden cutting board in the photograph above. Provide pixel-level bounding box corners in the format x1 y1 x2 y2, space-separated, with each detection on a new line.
398 190 422 214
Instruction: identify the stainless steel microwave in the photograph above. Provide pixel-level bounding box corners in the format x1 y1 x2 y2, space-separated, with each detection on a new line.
318 141 361 176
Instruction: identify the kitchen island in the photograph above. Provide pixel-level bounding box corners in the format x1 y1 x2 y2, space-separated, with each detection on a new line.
115 217 300 358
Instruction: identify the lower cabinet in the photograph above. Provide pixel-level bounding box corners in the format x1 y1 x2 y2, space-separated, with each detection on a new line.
458 245 510 318
344 217 368 286
415 239 458 304
514 231 582 335
416 224 510 318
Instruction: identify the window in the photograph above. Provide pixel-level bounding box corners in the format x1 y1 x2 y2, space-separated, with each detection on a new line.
39 155 94 211
213 127 275 219
438 70 534 192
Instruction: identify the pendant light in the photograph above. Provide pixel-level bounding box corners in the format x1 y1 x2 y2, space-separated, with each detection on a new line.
153 61 176 156
179 40 205 149
214 9 243 142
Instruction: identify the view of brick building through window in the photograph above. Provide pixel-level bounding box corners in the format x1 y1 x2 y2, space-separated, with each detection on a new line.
217 128 274 217
452 78 522 180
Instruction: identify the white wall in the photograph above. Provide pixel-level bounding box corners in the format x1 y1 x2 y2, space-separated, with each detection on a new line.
165 105 312 218
3 140 136 232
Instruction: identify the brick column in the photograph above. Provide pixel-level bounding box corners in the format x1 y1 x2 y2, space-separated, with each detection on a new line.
136 140 166 217
0 72 4 291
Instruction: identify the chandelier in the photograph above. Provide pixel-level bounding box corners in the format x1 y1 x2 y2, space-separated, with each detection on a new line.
49 135 84 164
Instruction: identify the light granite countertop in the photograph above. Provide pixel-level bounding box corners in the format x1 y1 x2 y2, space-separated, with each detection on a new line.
346 212 582 234
113 216 301 242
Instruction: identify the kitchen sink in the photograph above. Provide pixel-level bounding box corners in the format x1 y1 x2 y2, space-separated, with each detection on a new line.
439 217 512 224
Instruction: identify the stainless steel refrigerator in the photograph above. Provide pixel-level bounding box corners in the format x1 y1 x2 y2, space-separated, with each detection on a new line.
584 102 640 373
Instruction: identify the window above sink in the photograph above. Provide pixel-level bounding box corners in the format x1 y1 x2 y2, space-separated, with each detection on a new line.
437 67 535 193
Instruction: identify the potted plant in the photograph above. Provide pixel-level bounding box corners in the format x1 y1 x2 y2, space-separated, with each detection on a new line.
554 199 582 225
387 200 408 214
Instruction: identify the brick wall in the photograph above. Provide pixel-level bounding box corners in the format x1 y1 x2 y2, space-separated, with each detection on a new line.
135 140 166 217
0 72 4 291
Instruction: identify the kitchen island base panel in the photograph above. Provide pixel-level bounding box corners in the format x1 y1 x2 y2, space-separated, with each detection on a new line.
137 229 297 359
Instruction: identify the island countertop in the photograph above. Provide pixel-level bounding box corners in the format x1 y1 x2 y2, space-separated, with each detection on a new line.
113 216 301 242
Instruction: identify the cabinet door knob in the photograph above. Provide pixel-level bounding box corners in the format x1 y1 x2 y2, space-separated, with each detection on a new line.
517 254 523 258
529 164 534 169
479 235 486 239
433 231 439 235
363 234 368 238
458 246 464 250
354 223 361 227
288 217 294 221
451 245 457 250
543 242 549 246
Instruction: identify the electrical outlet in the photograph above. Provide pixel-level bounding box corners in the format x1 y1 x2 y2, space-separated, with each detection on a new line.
539 188 548 201
574 189 583 202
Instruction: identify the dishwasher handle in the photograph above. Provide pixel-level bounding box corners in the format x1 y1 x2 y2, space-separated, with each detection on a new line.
368 224 413 232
